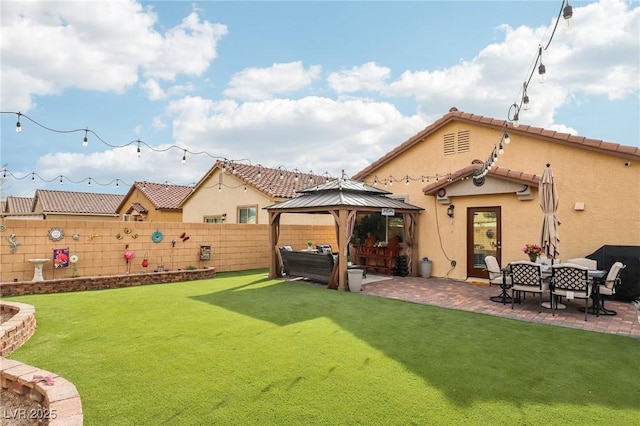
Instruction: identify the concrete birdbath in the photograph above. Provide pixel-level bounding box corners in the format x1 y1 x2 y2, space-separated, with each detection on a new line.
28 259 50 282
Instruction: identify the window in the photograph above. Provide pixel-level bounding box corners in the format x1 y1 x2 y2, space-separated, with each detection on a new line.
123 214 131 222
238 206 257 224
204 216 225 224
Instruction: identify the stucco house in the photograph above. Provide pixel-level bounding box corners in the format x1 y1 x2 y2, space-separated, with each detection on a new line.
180 161 334 226
116 181 193 222
353 108 640 281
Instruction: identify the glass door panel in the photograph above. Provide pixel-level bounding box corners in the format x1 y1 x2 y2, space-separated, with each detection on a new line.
467 207 501 278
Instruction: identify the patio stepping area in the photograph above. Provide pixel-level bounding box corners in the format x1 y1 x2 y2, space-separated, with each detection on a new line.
361 276 640 338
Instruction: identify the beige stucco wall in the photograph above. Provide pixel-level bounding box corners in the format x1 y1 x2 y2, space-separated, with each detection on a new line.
359 121 640 280
181 169 333 226
0 219 337 283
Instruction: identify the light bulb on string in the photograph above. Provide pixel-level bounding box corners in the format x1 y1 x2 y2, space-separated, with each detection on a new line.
503 132 511 145
181 150 187 164
116 179 120 189
523 94 530 110
87 178 92 187
16 113 22 133
83 128 89 147
31 173 35 183
59 176 63 185
498 143 504 155
538 63 546 83
136 141 141 158
538 46 546 83
563 2 573 29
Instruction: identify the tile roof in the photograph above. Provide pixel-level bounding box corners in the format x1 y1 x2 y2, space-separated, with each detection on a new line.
187 161 336 202
422 164 541 195
353 109 640 180
128 202 148 214
34 190 124 215
4 196 35 213
130 181 193 210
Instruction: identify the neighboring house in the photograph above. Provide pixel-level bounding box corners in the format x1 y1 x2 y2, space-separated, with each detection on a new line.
1 196 40 219
180 161 334 225
29 189 124 221
116 181 193 222
353 108 640 281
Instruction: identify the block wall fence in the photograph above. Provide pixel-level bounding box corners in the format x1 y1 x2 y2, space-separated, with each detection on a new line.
1 219 338 283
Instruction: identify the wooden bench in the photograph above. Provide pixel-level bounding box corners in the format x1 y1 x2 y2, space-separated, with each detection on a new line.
280 249 336 284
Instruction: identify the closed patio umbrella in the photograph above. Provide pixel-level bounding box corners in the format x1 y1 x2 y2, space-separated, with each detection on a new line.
540 163 560 260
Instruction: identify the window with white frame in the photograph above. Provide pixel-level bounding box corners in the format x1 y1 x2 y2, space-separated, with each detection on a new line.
203 215 225 224
238 206 257 224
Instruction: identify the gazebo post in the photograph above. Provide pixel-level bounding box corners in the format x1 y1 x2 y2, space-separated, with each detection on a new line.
268 212 281 279
337 209 349 291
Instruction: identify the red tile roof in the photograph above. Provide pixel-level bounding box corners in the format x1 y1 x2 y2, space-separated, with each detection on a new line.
353 109 640 180
34 190 124 215
129 181 193 210
422 164 541 195
187 161 334 202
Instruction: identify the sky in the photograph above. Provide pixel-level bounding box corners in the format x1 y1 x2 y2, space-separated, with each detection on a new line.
1 0 639 198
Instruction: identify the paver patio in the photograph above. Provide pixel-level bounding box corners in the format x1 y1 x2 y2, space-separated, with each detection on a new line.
360 275 640 338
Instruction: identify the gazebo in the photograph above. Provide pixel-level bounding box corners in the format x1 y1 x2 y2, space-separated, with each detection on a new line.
264 177 424 291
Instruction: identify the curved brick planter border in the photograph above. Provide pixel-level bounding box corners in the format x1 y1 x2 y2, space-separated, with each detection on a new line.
1 301 83 425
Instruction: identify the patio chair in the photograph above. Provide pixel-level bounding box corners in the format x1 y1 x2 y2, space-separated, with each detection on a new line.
484 256 506 287
550 263 592 321
509 261 548 312
598 262 626 316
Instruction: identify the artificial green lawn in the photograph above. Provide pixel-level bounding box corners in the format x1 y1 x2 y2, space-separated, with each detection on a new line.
6 269 640 425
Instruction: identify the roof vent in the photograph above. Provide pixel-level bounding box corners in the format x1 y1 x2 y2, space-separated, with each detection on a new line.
449 107 458 112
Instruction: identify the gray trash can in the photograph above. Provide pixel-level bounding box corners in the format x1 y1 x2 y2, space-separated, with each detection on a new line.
420 258 432 278
347 268 364 292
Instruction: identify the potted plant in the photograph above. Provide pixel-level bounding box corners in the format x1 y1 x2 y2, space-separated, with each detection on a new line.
523 243 543 262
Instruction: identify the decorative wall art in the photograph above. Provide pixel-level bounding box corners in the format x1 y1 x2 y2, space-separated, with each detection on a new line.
199 245 211 261
151 230 164 243
6 232 20 253
48 227 64 241
53 248 70 269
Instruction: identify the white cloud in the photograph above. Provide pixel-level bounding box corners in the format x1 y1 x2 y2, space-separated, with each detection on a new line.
143 12 227 81
382 0 639 133
141 78 165 101
0 1 226 111
327 62 391 93
165 95 425 176
223 62 322 101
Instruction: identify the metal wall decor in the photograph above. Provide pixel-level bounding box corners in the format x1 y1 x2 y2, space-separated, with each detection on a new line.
151 230 164 243
48 227 64 241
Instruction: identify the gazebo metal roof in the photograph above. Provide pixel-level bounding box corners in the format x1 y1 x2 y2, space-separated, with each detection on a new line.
264 178 423 211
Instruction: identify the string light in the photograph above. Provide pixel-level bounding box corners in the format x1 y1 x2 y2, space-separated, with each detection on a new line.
538 46 546 83
563 1 573 29
1 3 575 195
